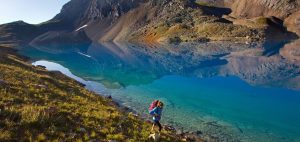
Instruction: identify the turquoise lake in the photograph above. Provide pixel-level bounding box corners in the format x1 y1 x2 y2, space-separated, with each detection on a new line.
18 42 300 142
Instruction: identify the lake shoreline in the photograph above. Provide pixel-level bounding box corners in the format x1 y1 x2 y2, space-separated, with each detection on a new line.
31 60 210 142
0 44 209 141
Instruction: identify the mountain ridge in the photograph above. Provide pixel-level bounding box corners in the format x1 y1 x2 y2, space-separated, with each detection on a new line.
0 0 299 46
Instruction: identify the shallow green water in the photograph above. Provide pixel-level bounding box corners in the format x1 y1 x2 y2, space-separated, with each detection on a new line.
19 42 300 141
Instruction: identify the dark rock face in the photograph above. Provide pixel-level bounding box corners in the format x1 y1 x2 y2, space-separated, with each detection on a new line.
0 21 41 45
29 30 91 46
51 0 144 28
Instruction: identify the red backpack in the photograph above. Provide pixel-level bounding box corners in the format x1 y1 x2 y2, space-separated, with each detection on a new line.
149 100 159 112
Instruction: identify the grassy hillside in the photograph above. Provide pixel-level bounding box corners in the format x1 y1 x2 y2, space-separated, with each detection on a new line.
0 46 181 142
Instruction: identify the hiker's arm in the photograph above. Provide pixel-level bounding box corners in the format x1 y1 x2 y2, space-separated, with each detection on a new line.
149 107 157 115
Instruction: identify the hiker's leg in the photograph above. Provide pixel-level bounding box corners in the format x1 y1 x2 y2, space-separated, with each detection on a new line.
157 121 162 132
151 123 155 132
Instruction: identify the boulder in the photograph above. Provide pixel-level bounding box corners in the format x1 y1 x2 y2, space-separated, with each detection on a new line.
106 95 112 99
176 129 184 135
163 125 176 132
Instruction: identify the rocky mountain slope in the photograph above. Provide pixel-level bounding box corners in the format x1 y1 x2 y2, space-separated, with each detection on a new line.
0 0 298 46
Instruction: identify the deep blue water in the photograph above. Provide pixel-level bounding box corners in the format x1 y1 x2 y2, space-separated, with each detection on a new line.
18 42 300 141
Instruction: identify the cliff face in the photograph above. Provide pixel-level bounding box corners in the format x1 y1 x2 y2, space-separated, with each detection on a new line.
195 0 300 36
0 0 298 46
51 0 144 28
230 0 299 18
229 0 300 36
0 21 41 45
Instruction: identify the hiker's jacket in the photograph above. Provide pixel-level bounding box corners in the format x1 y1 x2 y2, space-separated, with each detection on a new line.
150 107 163 121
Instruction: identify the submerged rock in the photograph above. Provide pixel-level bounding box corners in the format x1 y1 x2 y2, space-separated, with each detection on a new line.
37 65 46 69
163 124 177 132
106 95 112 99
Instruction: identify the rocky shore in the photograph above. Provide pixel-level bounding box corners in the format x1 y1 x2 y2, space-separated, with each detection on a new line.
105 95 209 142
30 62 217 142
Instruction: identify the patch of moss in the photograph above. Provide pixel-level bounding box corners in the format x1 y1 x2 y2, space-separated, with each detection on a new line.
255 17 269 25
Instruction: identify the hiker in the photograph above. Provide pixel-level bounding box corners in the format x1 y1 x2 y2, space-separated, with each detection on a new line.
149 101 164 132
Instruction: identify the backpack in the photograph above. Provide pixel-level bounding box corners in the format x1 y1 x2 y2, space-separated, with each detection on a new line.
149 100 159 112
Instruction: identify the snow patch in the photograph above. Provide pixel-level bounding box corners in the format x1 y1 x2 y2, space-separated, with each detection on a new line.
75 24 88 32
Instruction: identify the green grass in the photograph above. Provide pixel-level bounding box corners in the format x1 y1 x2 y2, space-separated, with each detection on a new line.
0 46 181 141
